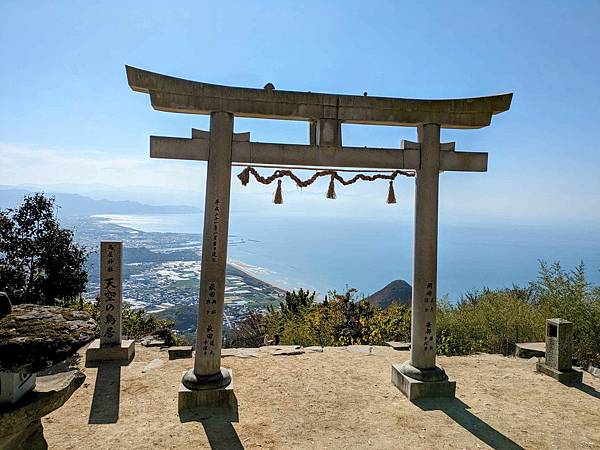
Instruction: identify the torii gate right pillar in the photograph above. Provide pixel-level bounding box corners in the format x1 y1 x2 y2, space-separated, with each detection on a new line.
392 123 456 401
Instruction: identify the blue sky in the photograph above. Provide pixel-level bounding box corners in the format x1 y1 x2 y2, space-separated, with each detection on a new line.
1 1 600 224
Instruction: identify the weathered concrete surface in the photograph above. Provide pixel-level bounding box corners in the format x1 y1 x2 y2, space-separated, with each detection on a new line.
85 339 135 366
0 370 85 450
221 348 258 358
259 345 304 356
536 360 583 384
391 363 456 401
178 369 235 413
191 111 234 384
0 305 96 373
150 134 489 172
395 124 456 400
515 342 545 358
545 318 573 371
168 346 193 360
126 66 512 129
386 341 411 351
141 337 165 347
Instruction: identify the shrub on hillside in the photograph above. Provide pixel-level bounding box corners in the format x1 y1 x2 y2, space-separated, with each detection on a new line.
0 193 88 305
259 288 412 347
68 298 183 346
231 261 599 367
436 261 600 367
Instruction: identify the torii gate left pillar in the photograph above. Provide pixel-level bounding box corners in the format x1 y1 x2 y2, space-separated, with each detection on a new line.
179 111 236 409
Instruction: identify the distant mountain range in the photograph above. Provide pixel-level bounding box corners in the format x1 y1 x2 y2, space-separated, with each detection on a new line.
364 280 412 308
0 186 201 216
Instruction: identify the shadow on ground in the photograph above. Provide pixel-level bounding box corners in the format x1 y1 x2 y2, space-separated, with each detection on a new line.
561 381 600 400
88 363 121 424
415 397 525 450
179 395 242 450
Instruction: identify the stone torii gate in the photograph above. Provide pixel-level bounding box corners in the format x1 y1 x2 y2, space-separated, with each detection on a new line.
126 65 512 406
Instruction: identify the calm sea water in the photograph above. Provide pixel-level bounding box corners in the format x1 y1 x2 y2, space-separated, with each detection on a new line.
97 213 600 301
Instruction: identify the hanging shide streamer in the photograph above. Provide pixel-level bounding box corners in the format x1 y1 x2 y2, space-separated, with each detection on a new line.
237 166 414 204
387 180 396 204
326 175 336 199
273 179 283 204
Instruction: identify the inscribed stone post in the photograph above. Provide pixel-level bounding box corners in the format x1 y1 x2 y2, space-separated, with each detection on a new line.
178 111 235 411
391 124 456 401
85 241 134 364
100 241 122 345
536 318 582 383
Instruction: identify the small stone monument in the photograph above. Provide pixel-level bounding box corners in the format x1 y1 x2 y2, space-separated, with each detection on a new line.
168 346 193 360
536 318 583 383
86 241 135 364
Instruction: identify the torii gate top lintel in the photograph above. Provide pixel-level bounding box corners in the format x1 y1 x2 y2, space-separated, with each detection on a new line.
126 65 512 130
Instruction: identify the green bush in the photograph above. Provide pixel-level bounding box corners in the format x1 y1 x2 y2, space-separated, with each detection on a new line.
259 288 411 347
436 261 600 367
232 261 600 367
0 194 88 305
67 298 184 346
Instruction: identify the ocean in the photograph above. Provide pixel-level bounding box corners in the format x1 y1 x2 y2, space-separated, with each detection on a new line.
96 213 600 301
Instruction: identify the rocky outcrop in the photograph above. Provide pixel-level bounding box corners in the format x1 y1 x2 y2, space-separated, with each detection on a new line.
0 370 85 450
0 304 96 373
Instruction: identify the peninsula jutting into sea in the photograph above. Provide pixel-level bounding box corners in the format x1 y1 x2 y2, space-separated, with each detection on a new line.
63 215 284 334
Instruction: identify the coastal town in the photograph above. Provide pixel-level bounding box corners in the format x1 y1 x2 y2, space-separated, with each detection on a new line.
65 216 284 333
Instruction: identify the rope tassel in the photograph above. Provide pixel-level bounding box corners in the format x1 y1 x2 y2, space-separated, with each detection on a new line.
326 174 337 199
387 180 397 204
238 167 251 186
273 179 283 204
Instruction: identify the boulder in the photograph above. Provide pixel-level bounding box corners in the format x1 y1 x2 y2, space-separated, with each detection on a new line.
0 369 85 449
0 304 96 373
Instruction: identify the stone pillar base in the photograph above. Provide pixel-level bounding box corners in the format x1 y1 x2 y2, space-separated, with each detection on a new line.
536 361 583 384
178 369 234 413
392 363 456 401
85 339 135 366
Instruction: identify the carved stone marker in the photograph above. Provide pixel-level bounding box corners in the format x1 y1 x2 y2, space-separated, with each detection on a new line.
86 241 135 365
536 318 583 383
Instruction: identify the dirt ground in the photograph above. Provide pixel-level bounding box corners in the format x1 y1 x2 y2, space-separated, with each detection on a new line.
43 344 600 449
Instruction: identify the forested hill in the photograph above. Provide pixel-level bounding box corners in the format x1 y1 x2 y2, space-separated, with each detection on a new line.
364 280 412 308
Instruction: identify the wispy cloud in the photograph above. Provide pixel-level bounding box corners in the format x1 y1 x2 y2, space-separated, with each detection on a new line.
0 142 206 191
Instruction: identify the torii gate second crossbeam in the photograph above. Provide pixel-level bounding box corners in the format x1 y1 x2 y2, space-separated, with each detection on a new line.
126 65 512 408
